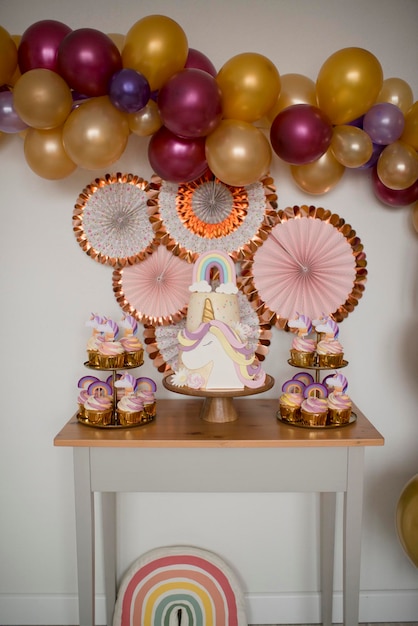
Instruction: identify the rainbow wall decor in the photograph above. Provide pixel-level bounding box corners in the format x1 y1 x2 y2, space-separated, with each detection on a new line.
113 546 247 626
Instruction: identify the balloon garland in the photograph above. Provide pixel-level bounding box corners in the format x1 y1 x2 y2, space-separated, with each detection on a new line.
1 16 418 230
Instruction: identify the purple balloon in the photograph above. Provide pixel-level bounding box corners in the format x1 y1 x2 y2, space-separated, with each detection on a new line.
185 48 217 77
109 69 150 113
357 142 384 170
58 28 122 97
363 103 405 145
148 126 208 183
158 69 222 138
18 19 72 74
371 166 418 206
0 91 29 133
270 104 332 165
347 115 364 129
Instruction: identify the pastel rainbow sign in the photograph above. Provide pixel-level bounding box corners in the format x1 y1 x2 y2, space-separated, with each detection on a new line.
113 546 246 626
192 250 236 286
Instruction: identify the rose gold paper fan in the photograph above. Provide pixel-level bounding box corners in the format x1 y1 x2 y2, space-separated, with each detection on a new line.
143 288 272 373
73 172 159 268
241 205 367 329
148 171 278 263
113 244 194 326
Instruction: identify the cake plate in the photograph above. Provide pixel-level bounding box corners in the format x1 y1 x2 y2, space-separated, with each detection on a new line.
162 374 274 423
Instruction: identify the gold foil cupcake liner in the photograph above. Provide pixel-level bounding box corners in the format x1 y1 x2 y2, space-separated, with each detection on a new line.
290 349 316 367
96 353 125 368
87 350 100 366
317 353 344 368
328 408 352 425
301 410 328 427
143 401 157 418
279 405 301 423
84 408 113 426
117 409 143 426
124 349 144 367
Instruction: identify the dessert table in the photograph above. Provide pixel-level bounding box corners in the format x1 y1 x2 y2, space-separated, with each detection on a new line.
54 397 384 626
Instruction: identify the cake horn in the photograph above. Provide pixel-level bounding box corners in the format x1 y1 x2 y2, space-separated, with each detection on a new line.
202 297 214 322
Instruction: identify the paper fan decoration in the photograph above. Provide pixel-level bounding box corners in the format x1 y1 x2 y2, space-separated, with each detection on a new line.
148 171 278 262
113 244 194 325
112 545 247 626
143 288 272 373
241 205 367 328
73 172 159 267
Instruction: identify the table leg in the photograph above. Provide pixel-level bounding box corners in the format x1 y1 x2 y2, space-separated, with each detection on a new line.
73 448 95 626
102 492 117 626
343 447 365 626
320 491 336 626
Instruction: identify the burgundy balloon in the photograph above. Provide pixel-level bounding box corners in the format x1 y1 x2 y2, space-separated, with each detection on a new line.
371 166 418 206
158 68 222 137
18 19 72 74
184 48 217 77
270 104 333 165
148 126 208 183
57 28 122 97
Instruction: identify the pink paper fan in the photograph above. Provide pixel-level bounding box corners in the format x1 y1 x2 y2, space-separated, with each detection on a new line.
113 245 194 325
251 214 357 322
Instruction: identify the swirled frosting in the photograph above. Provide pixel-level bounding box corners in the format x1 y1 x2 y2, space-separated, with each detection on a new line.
84 395 112 411
317 338 343 355
120 336 143 352
118 395 144 412
98 340 124 356
328 392 351 411
280 393 303 409
87 335 104 350
292 336 316 352
301 397 328 414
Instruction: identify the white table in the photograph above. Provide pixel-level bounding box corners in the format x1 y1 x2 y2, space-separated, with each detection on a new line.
54 397 384 626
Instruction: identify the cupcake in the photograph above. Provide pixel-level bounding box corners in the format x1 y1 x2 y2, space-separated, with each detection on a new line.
97 339 125 368
137 389 157 419
278 379 304 423
328 392 352 425
77 389 89 418
83 394 113 426
120 335 144 367
288 314 316 366
117 394 145 426
316 337 344 367
300 396 328 426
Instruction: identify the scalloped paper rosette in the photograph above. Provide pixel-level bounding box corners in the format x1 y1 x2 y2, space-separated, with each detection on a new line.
148 171 279 262
143 287 272 374
73 172 159 268
113 244 194 326
240 205 367 329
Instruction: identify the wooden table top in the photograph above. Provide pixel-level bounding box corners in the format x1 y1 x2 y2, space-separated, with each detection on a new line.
54 398 384 449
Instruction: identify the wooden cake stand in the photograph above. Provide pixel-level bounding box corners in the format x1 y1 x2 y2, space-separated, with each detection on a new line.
162 374 275 423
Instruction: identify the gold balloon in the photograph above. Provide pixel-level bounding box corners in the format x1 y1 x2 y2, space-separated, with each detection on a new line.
376 77 413 115
9 35 21 86
63 96 129 170
401 101 418 151
24 127 77 179
127 100 162 136
216 52 281 123
331 125 373 168
291 147 345 194
205 119 272 186
13 69 73 129
122 15 188 92
0 25 17 86
377 141 418 190
316 47 383 125
107 32 125 53
266 73 317 124
396 475 418 568
412 201 418 234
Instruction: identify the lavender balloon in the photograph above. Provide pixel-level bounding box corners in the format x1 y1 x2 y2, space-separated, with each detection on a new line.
0 91 28 133
363 102 405 145
109 69 150 113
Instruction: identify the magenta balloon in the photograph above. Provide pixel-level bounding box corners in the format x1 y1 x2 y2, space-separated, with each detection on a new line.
18 20 72 73
363 102 405 145
270 104 332 165
0 91 28 133
158 68 222 138
58 28 122 97
148 126 208 183
371 166 418 206
184 48 217 77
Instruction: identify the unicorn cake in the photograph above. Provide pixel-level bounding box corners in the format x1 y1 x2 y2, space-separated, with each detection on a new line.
173 250 266 391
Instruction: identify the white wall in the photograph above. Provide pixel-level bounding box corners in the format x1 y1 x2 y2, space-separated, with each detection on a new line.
1 1 418 624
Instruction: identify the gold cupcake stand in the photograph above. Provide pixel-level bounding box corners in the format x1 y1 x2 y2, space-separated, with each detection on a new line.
77 357 156 429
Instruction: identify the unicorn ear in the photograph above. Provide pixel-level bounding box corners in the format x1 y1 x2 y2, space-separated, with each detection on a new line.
202 297 214 322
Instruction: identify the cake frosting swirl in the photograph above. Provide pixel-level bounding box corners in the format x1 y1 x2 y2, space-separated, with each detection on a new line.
328 392 351 411
301 396 328 414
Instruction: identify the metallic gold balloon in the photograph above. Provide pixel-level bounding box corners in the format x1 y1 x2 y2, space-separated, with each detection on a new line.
24 126 77 179
205 119 272 186
290 147 345 194
266 73 317 124
316 47 383 125
401 101 418 150
63 96 129 169
122 15 188 92
396 475 418 568
376 77 413 115
107 32 125 53
0 25 18 86
331 125 373 168
9 35 21 86
217 52 281 123
412 202 418 234
377 141 418 190
127 100 162 136
13 68 73 129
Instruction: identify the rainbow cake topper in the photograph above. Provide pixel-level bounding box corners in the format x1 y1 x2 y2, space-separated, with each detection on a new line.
190 250 238 294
